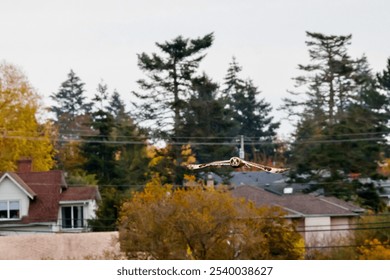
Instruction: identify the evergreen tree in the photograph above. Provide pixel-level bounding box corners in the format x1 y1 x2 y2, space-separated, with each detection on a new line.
132 33 214 139
107 90 126 119
108 91 149 188
50 70 93 170
223 57 245 97
181 74 237 164
377 58 390 93
132 33 214 184
282 32 388 205
377 57 390 156
282 32 356 127
81 83 149 230
81 111 117 186
223 58 280 162
50 70 92 135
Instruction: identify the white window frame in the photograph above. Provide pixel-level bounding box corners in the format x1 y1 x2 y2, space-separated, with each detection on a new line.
61 205 84 229
0 200 21 220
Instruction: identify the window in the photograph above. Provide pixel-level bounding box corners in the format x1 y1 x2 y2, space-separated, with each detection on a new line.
0 200 20 219
61 205 84 229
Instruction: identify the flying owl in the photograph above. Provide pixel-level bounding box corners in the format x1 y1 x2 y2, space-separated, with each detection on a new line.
186 157 288 173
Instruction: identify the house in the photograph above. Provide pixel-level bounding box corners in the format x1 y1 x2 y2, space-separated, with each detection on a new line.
204 171 309 192
364 178 390 207
0 159 100 235
231 185 365 247
201 171 286 188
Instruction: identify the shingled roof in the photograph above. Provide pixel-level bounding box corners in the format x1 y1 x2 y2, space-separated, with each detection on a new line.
20 171 65 223
60 185 101 202
0 161 100 225
231 185 364 217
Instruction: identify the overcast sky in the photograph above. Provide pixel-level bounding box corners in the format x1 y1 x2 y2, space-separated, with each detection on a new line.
2 0 390 138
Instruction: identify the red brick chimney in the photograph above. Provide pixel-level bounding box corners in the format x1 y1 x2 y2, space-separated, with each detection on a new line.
17 158 33 173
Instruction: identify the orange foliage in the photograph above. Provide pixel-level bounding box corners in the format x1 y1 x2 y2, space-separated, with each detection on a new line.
118 179 304 260
358 239 390 260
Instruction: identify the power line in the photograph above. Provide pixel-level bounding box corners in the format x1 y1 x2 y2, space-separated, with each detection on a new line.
303 243 389 250
2 128 389 140
0 134 388 146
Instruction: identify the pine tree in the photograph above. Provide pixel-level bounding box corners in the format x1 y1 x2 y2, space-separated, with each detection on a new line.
181 74 237 164
108 91 149 188
282 32 356 128
132 33 214 139
107 90 126 119
51 70 92 135
50 70 93 170
223 57 245 96
377 58 390 93
81 111 116 185
81 104 119 231
81 84 149 230
282 32 388 205
132 33 214 184
223 58 280 162
376 57 390 157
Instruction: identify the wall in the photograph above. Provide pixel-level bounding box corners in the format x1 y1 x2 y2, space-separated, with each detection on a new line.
0 176 30 218
330 217 351 239
0 231 122 260
304 216 331 246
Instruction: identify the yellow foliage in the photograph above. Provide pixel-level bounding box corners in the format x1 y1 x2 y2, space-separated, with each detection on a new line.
377 158 390 176
146 145 157 159
118 180 305 260
58 140 86 171
183 174 196 182
147 144 196 167
180 144 196 165
146 145 165 167
145 144 197 183
358 239 390 260
0 62 55 171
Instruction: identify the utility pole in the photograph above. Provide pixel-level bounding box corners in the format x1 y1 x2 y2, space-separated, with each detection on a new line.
239 135 245 159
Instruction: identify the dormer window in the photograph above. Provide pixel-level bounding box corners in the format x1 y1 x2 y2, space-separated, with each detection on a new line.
0 200 20 220
61 205 84 229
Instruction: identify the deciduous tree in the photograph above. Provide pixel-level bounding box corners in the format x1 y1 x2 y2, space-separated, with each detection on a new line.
0 62 55 171
118 179 304 260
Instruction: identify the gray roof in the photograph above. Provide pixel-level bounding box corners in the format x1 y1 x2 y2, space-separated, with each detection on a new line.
231 185 364 217
230 171 285 186
206 171 309 194
206 171 285 185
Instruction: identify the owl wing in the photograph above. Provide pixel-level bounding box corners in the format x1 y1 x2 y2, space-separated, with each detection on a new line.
242 160 289 173
186 160 231 170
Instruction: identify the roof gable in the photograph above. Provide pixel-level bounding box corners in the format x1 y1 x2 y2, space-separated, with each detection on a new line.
1 167 99 225
0 172 36 199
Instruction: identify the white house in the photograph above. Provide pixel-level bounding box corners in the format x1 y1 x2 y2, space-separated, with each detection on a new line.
0 159 100 235
231 185 365 247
